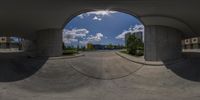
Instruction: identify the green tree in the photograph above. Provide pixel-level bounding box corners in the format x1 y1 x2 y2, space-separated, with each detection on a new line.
126 34 144 56
107 43 113 49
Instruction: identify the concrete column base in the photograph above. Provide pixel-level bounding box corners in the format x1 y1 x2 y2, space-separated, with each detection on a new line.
144 25 182 61
36 28 62 57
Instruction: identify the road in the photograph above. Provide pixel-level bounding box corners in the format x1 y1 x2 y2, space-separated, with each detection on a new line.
0 50 200 100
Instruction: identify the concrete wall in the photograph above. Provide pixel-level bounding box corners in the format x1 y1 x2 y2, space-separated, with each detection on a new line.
36 28 62 57
144 25 182 61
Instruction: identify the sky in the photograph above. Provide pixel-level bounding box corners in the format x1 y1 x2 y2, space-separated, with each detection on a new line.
10 37 20 43
63 10 144 47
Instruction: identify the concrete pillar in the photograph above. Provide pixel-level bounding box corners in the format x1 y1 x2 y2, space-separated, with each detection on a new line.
36 28 62 57
22 39 36 51
144 25 182 61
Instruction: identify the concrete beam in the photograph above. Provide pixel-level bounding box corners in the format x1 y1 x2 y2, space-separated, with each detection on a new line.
141 16 194 35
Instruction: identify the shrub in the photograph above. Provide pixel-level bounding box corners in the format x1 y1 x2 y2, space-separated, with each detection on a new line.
126 34 144 56
136 50 144 56
63 50 78 55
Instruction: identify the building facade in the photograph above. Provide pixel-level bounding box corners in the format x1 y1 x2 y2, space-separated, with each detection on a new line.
0 37 21 49
0 37 10 48
182 37 200 49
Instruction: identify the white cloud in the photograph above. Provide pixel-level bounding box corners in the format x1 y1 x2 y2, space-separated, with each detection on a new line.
86 10 117 16
79 40 88 45
63 28 89 44
69 38 78 42
64 38 78 44
79 33 104 46
93 16 102 21
115 24 144 40
115 31 129 40
78 10 117 20
78 14 84 19
63 28 106 46
87 33 104 42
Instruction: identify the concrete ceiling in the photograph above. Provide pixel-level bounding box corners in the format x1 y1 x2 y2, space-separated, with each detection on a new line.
0 0 200 37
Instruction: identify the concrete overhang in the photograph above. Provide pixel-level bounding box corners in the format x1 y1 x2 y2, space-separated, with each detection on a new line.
0 0 199 37
140 16 194 35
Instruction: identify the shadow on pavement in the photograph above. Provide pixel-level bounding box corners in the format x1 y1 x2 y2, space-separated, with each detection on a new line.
165 52 200 82
0 52 48 82
14 58 101 93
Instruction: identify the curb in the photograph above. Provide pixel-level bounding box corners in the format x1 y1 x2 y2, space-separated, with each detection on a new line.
116 52 184 66
48 54 85 60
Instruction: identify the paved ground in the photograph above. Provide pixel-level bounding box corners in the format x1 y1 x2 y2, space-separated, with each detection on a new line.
0 52 47 82
68 51 142 79
0 50 200 100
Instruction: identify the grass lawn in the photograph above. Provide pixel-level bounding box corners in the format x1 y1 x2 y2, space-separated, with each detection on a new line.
120 50 129 54
120 49 144 57
63 50 78 55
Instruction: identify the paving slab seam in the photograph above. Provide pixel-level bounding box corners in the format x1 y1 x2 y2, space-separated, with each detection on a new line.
68 63 144 80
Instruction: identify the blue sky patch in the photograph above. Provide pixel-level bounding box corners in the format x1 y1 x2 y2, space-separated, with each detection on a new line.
63 10 144 47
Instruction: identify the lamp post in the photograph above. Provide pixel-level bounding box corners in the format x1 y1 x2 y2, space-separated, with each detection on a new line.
77 38 80 52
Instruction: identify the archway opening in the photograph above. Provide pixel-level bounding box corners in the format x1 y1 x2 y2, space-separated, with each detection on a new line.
63 10 144 56
62 10 144 79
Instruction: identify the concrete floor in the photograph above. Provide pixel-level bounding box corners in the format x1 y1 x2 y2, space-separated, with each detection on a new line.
68 51 142 79
0 51 200 100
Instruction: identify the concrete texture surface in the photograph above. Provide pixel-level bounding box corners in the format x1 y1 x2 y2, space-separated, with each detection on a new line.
36 28 62 57
145 25 182 61
0 0 198 36
0 51 200 100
